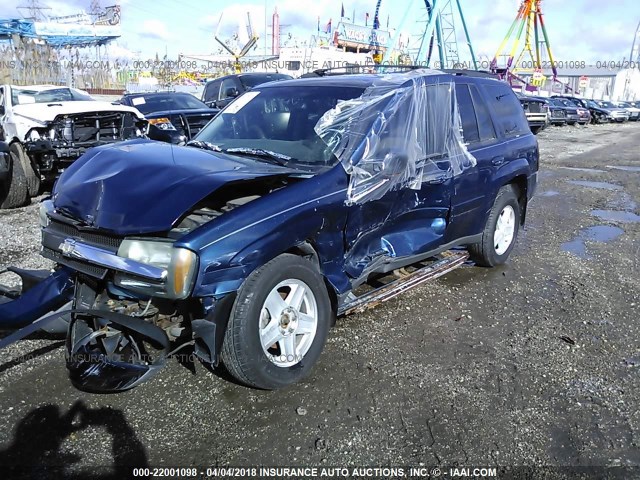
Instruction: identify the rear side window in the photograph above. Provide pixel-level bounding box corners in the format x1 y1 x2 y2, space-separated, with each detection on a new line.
482 84 530 137
469 85 497 142
455 84 480 144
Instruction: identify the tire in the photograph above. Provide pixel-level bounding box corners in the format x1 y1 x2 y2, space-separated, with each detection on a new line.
221 253 332 389
530 126 541 135
0 144 29 209
468 185 521 267
11 142 40 197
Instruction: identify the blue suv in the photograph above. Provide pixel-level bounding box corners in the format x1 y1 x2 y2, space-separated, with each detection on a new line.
33 69 538 392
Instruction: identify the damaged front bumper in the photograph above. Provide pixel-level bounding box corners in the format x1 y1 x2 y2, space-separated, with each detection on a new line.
0 266 74 331
66 309 170 392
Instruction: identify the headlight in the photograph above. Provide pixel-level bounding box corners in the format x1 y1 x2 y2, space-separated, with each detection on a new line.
117 239 198 299
118 239 173 268
148 117 177 131
39 200 54 227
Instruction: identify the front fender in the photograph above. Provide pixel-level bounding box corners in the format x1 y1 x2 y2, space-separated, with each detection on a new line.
185 166 351 297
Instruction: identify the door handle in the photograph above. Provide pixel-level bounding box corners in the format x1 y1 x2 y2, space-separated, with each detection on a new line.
491 156 506 166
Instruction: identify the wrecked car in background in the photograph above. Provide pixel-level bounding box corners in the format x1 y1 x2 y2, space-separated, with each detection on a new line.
119 91 217 144
3 69 538 393
0 84 146 208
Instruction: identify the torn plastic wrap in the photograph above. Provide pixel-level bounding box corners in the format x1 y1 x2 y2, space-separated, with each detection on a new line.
315 69 477 204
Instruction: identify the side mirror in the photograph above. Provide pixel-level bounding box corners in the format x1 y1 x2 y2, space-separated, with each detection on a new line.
205 100 217 108
0 141 9 154
380 151 410 180
224 87 239 99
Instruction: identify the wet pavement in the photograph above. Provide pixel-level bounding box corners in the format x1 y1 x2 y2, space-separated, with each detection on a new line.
0 122 639 476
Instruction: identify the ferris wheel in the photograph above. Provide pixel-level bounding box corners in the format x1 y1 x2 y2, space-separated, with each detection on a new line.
491 0 559 89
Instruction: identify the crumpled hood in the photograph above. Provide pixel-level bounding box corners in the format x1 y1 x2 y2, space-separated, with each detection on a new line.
53 139 296 235
13 101 142 124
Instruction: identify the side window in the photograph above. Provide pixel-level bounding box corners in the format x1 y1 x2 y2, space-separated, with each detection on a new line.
482 84 530 137
220 78 237 99
203 81 221 102
469 85 497 142
455 84 480 144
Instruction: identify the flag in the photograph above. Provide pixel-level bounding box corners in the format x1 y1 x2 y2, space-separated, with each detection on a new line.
387 15 389 29
317 16 320 33
341 3 345 18
365 12 369 26
324 18 332 34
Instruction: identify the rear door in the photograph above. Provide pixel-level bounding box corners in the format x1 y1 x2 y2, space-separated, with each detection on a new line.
446 82 501 241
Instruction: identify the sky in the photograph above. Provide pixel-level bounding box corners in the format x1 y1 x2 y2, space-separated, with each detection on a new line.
0 0 638 65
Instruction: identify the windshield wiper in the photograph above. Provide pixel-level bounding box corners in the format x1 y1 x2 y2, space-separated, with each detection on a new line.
222 147 292 166
186 140 222 152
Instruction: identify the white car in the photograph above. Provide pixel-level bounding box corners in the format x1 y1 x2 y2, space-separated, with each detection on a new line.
0 85 146 208
614 101 640 121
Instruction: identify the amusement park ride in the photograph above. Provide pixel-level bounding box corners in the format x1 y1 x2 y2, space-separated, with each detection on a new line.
490 0 560 91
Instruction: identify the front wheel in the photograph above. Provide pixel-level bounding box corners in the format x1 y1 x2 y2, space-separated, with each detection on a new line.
221 253 332 389
468 185 521 267
1 144 28 209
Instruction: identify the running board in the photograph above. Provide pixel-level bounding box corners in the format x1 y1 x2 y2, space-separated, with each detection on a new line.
338 251 469 316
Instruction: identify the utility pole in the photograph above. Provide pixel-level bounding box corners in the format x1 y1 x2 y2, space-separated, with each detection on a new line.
17 0 52 21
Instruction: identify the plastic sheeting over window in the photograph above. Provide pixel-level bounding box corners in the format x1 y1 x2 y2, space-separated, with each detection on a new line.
314 70 477 204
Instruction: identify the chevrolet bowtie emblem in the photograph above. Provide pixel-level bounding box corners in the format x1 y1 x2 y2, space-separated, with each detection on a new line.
59 238 77 256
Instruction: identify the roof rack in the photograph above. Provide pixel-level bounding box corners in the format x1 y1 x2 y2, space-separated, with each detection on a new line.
440 69 499 78
300 65 499 79
300 65 425 78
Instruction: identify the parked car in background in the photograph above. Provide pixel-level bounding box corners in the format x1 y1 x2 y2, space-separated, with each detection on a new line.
120 92 217 144
552 95 608 125
33 70 538 393
0 84 145 208
613 101 640 121
548 98 580 125
517 94 549 134
592 100 629 123
535 97 566 126
202 73 293 109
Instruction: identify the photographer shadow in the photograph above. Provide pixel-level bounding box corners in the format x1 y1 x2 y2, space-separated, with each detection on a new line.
0 401 148 479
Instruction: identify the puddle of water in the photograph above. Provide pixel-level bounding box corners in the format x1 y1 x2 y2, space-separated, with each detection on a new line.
561 239 589 259
591 210 640 223
582 225 624 242
558 166 605 173
567 180 623 191
539 190 560 197
561 225 624 259
607 165 640 172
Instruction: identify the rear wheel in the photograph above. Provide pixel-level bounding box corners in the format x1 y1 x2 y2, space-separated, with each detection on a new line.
0 144 29 209
221 253 332 389
468 185 521 267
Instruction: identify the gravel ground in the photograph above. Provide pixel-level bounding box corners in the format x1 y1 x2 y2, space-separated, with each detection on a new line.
0 122 639 478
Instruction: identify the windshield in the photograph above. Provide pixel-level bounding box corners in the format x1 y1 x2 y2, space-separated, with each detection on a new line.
193 85 366 169
11 87 94 105
238 74 292 89
598 101 615 108
127 94 208 114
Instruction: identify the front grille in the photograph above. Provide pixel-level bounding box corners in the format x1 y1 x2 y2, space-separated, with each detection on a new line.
42 247 108 279
48 219 122 252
